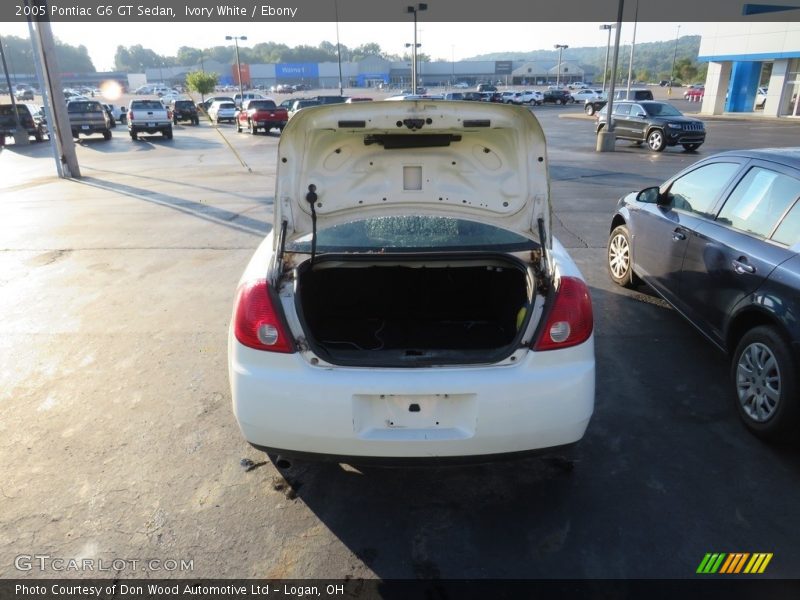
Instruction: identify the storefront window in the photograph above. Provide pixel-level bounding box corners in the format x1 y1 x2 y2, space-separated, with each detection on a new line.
781 58 800 117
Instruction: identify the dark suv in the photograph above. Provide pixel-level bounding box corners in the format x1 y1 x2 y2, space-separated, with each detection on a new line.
596 100 706 152
607 148 800 441
170 99 199 125
0 103 45 145
542 90 573 105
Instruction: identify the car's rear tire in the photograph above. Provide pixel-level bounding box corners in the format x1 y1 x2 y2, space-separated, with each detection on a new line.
584 103 596 115
647 129 666 152
129 130 137 141
682 143 701 152
732 326 798 442
102 129 112 140
164 128 173 140
607 224 639 288
236 120 242 133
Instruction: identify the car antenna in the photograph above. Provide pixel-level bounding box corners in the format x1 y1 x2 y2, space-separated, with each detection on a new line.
306 184 318 265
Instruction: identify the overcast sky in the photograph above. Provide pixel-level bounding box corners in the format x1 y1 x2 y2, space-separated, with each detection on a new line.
0 21 708 71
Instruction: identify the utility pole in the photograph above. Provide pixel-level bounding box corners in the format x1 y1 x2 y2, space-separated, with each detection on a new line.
29 8 80 177
26 14 60 172
669 25 681 96
626 0 639 97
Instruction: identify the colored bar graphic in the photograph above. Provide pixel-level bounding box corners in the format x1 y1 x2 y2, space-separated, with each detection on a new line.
744 553 774 574
719 553 750 574
701 552 773 574
697 553 728 574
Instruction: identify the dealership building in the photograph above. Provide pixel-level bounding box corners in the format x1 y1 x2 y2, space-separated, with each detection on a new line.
144 57 591 90
700 22 800 118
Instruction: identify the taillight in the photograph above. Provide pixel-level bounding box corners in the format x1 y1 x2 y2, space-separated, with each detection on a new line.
128 111 134 122
533 276 593 351
233 279 294 353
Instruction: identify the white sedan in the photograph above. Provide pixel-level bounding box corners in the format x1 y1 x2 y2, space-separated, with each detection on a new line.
228 101 595 464
571 89 605 103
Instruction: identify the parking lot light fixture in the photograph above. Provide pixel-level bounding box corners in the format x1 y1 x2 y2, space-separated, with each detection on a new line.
599 24 616 94
406 3 428 94
669 25 680 96
225 35 247 106
554 44 569 88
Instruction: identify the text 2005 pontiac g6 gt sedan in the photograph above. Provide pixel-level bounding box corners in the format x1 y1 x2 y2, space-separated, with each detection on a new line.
228 101 595 464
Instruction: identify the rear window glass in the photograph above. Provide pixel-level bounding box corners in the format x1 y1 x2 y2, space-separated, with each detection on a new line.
218 103 236 109
132 101 163 110
247 100 277 109
286 216 536 253
174 101 194 108
0 105 29 117
68 102 103 113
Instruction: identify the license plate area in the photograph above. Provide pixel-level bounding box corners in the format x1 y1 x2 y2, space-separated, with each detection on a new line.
352 394 477 441
146 122 155 127
81 125 90 130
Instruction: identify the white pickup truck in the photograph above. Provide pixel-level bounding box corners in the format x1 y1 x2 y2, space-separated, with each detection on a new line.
127 99 173 140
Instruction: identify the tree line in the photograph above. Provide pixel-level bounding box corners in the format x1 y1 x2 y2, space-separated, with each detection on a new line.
1 35 94 74
1 33 706 85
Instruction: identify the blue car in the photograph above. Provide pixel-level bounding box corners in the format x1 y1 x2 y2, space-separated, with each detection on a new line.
607 148 800 441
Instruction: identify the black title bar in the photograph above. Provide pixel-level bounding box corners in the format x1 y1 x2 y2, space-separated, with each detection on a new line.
4 0 800 22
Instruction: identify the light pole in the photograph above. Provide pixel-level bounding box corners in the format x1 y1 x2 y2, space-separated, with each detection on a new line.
405 42 421 90
554 44 568 87
225 35 247 105
451 44 455 88
626 0 640 97
334 0 343 95
669 25 681 95
406 3 427 95
599 24 615 94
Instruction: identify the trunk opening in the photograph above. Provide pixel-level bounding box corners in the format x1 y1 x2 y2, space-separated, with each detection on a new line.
294 255 532 366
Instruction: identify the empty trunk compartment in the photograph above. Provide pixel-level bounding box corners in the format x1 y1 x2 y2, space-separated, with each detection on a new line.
295 256 532 366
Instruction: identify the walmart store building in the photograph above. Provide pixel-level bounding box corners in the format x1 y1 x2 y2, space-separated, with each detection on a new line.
700 22 800 117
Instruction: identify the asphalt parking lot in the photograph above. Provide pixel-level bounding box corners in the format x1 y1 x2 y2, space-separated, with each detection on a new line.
1 98 799 580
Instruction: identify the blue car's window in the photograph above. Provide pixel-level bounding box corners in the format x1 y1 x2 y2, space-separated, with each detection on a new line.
772 201 800 247
668 162 740 218
717 167 800 240
286 216 536 253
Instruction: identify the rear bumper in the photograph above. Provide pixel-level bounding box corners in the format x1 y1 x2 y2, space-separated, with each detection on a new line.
71 124 108 135
230 337 595 459
129 122 171 133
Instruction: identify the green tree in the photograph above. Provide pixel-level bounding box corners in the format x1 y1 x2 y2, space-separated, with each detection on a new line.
185 70 218 102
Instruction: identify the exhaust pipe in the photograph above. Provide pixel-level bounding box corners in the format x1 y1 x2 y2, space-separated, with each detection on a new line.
274 455 292 470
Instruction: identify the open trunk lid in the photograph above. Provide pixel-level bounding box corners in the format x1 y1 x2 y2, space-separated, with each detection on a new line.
274 101 552 253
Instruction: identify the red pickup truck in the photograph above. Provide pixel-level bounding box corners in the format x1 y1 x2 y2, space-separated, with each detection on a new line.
236 99 288 135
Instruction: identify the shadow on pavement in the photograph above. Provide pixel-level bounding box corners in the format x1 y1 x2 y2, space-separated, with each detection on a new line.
75 176 270 237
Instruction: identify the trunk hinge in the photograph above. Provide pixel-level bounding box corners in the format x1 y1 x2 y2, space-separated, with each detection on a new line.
271 219 288 287
306 184 318 265
535 217 552 293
